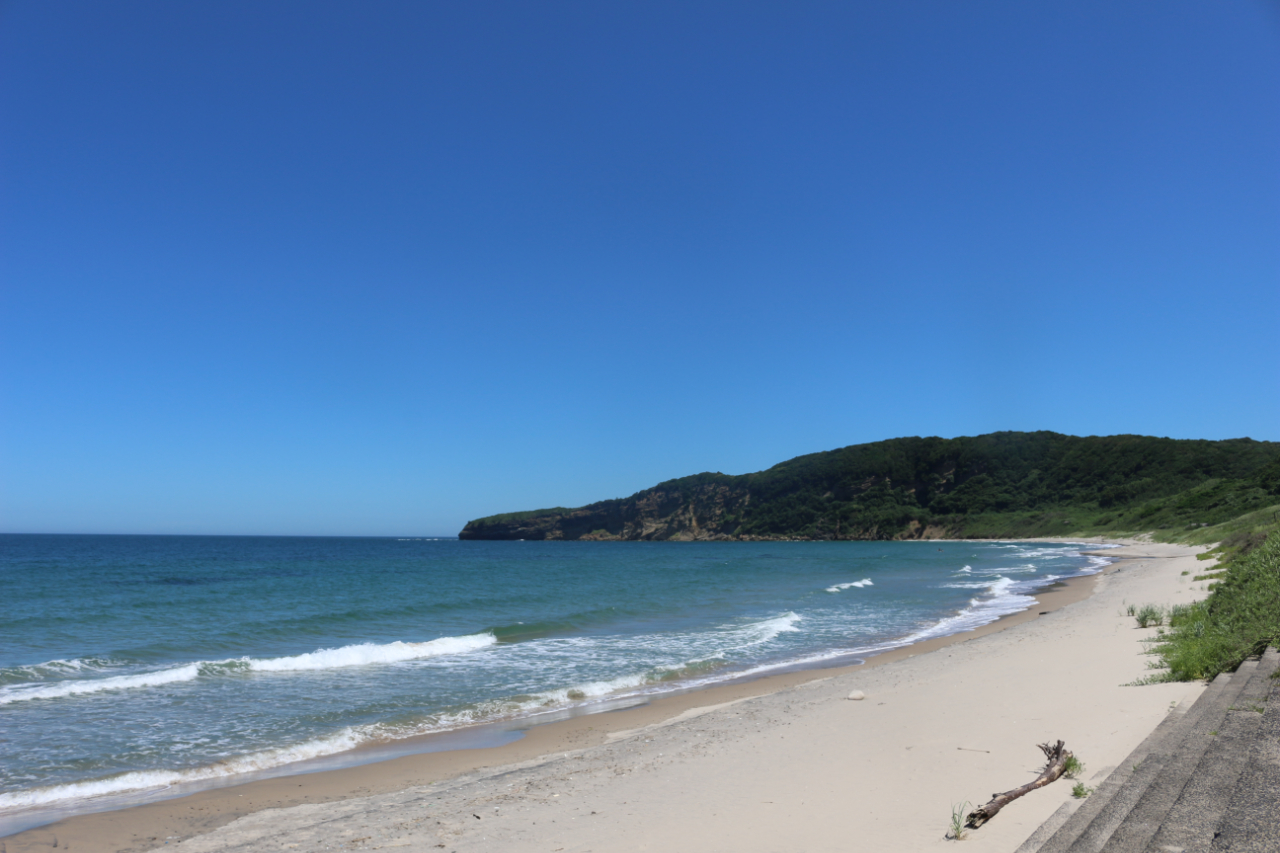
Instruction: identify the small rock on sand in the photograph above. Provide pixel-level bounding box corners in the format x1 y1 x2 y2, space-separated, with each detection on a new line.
847 690 865 701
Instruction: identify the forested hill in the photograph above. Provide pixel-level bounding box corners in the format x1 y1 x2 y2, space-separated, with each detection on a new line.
458 432 1280 541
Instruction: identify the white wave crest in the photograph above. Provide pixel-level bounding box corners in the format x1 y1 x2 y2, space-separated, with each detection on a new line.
535 672 653 705
0 634 497 706
243 634 497 672
740 612 802 642
0 665 201 706
486 620 800 717
0 661 665 815
485 614 802 714
826 579 873 593
0 657 118 686
11 657 103 675
0 729 366 812
905 576 1034 643
677 575 1034 685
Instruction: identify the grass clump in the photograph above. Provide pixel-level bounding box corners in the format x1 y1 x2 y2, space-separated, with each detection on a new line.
1145 527 1280 681
1063 754 1085 780
1135 604 1166 628
1071 782 1095 798
948 802 970 840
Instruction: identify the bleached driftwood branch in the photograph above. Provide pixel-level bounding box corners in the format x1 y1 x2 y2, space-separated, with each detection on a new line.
965 740 1071 829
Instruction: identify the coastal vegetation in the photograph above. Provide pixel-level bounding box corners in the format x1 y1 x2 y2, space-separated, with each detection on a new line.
460 432 1280 542
1141 523 1280 682
948 802 970 841
1134 604 1167 629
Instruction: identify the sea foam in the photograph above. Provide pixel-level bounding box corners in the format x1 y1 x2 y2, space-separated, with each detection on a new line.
727 575 1044 680
0 665 202 705
826 579 873 593
241 634 496 672
0 728 367 811
906 576 1036 643
0 613 808 809
0 634 497 706
0 657 116 686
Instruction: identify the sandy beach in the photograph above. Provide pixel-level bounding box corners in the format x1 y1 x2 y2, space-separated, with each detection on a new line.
6 539 1216 853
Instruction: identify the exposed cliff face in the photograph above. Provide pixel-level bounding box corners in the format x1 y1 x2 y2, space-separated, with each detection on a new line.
458 432 1280 542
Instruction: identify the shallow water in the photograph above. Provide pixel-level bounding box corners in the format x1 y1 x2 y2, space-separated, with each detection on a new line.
0 534 1113 816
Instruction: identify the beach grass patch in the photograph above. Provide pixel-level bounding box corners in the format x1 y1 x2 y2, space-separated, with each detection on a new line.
1135 604 1166 628
1145 527 1280 681
948 802 970 840
1071 782 1095 798
1062 754 1085 780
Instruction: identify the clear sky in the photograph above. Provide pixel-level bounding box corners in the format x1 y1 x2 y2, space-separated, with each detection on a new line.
2 1 1277 536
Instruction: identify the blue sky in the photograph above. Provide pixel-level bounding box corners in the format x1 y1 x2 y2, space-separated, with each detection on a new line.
2 1 1277 536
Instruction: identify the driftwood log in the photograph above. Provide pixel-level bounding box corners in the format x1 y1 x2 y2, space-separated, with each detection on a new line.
965 740 1071 830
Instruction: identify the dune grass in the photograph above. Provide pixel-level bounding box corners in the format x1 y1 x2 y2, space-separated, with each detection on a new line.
1135 604 1166 628
1142 527 1280 681
948 802 970 841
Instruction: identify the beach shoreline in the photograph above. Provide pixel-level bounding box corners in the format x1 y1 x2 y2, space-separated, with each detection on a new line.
5 538 1210 852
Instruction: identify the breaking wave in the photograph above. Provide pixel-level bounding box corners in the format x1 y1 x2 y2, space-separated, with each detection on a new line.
0 634 497 706
0 614 803 811
826 579 873 592
0 729 367 811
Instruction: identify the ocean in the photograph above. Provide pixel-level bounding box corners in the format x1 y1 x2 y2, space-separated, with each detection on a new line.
0 534 1114 831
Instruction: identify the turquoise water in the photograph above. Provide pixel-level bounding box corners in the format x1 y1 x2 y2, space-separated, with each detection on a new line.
0 535 1112 824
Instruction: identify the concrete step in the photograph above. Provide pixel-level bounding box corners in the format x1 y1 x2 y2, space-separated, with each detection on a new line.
1096 660 1260 851
1142 649 1278 852
1030 671 1233 853
1017 800 1084 853
1058 669 1242 853
1209 648 1280 853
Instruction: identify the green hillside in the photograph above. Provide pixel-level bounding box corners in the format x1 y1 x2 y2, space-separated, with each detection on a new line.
459 432 1280 541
